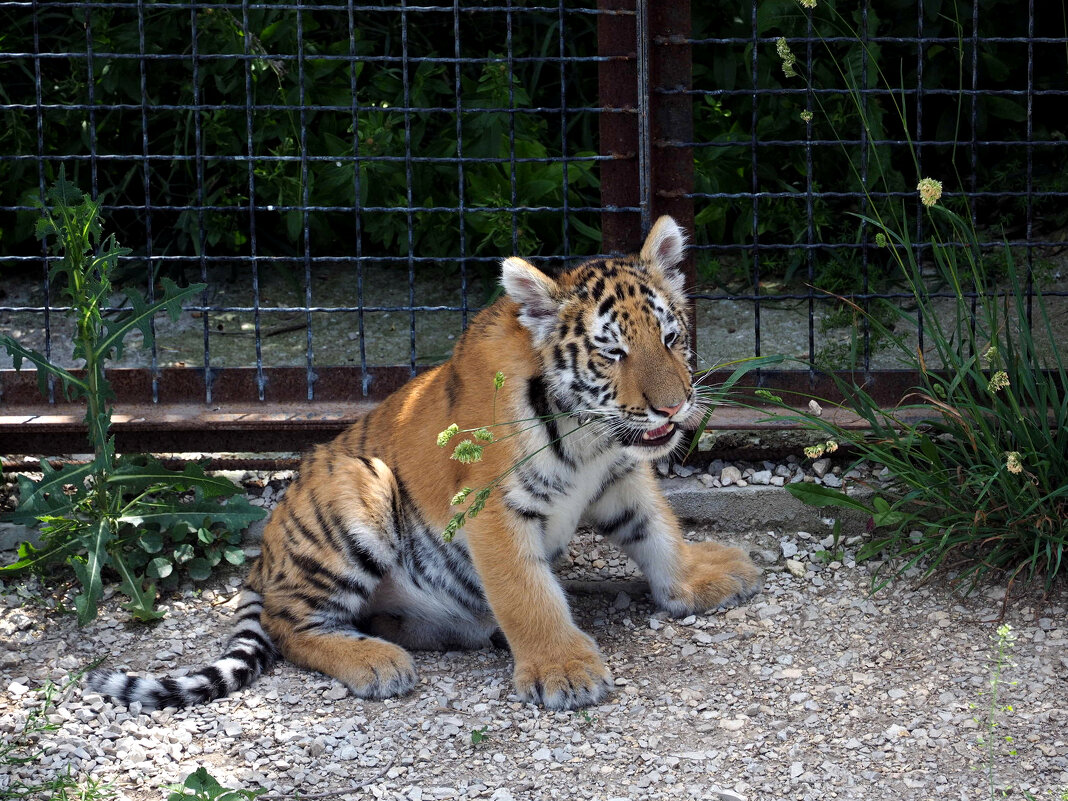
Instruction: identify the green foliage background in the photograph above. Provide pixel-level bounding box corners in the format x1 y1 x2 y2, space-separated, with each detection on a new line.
1 1 1064 289
0 4 602 274
689 0 1068 289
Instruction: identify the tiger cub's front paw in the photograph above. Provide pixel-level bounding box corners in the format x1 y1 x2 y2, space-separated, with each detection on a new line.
513 634 613 710
659 541 762 616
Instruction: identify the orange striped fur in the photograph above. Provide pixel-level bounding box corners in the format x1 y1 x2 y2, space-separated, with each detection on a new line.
88 217 761 711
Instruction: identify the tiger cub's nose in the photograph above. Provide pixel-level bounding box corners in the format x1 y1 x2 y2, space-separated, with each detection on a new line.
653 401 685 418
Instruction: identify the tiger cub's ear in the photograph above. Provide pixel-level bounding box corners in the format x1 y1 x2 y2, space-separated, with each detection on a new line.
639 215 687 294
501 256 561 340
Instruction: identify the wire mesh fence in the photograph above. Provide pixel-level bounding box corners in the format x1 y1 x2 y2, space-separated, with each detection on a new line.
1 0 1066 447
681 0 1068 374
1 0 620 406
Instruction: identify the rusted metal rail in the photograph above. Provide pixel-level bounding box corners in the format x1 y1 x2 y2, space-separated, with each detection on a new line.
1 366 937 456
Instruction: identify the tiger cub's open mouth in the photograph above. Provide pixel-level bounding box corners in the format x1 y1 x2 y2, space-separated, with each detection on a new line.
617 421 677 448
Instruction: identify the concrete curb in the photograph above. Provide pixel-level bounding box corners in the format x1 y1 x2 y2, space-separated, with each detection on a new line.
0 478 874 554
659 477 872 533
0 522 39 551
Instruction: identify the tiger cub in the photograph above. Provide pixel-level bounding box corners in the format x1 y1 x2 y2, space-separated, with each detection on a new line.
88 216 761 711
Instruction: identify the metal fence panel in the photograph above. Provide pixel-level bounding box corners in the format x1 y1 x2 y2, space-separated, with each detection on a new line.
1 1 625 402
681 1 1067 376
1 1 1065 452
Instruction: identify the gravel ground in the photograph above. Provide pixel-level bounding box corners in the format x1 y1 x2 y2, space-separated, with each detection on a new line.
1 462 1067 801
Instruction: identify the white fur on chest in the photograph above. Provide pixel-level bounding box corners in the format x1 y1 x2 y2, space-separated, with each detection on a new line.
529 442 630 559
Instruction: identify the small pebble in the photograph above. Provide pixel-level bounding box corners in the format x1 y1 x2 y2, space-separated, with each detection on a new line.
785 559 806 578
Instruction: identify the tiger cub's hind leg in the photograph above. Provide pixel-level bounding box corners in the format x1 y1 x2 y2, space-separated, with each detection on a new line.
269 625 416 700
255 452 417 699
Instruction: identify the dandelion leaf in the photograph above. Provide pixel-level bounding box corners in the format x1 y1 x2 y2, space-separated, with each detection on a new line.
71 519 114 625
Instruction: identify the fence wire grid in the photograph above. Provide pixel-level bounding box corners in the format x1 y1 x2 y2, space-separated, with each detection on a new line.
1 0 1066 419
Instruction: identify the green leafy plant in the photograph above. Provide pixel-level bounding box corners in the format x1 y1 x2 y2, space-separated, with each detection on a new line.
164 768 265 801
0 174 266 624
469 726 490 745
1 673 117 801
743 3 1066 594
777 194 1067 592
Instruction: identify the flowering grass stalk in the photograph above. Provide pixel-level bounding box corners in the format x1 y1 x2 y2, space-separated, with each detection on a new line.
437 409 595 542
436 372 599 541
977 623 1018 800
438 355 784 542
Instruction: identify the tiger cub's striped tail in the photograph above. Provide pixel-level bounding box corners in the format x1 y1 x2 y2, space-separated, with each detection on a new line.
86 590 277 710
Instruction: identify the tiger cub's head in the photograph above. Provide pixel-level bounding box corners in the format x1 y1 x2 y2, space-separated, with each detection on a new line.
501 216 701 457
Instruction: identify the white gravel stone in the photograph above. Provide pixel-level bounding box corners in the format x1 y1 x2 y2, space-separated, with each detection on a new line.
7 680 29 696
708 789 746 801
324 683 349 701
720 465 742 486
811 458 832 477
1 469 1064 801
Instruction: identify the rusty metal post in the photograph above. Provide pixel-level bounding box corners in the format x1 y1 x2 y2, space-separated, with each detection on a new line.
599 1 695 331
648 2 695 335
598 0 642 255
